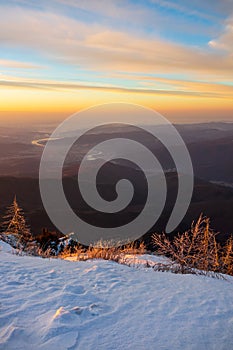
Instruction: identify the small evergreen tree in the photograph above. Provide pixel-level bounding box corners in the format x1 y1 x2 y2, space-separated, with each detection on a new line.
2 196 31 247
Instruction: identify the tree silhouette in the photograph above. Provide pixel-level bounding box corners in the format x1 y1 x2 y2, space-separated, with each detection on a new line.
2 196 31 246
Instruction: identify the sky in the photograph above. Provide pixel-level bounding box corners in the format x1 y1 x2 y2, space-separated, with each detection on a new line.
0 0 233 123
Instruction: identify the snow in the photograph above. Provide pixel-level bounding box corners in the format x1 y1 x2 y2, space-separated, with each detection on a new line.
0 240 15 253
1 241 233 350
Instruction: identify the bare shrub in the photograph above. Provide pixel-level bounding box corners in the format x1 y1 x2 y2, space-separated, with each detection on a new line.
152 215 233 276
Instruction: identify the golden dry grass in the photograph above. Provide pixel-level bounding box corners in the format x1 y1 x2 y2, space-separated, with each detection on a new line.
59 240 146 263
152 215 233 276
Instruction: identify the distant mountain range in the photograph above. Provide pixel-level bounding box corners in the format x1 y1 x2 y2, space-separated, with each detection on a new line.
0 122 232 244
0 122 232 182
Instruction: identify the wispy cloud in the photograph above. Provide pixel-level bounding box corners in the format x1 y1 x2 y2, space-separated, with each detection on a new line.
0 0 233 118
0 59 43 69
149 0 233 19
0 7 232 79
1 76 232 99
109 72 233 92
209 16 233 53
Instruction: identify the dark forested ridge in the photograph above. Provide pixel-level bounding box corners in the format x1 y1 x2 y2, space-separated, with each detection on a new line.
0 171 232 243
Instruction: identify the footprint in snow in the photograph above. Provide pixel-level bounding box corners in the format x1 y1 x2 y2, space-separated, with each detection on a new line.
71 303 107 317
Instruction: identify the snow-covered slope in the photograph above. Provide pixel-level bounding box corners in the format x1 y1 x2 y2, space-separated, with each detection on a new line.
1 241 233 350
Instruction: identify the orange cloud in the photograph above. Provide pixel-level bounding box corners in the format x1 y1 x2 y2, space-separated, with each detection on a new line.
209 16 233 53
1 76 233 99
0 59 43 69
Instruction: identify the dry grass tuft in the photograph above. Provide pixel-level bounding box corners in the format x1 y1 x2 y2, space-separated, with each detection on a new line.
59 240 146 263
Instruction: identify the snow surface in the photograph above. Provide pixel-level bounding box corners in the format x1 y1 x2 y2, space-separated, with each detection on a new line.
1 240 233 350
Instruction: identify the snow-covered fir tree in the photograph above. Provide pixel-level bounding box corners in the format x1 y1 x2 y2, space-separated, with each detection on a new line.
2 196 32 247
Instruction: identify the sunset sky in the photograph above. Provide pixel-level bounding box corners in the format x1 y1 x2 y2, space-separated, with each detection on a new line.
0 0 233 123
